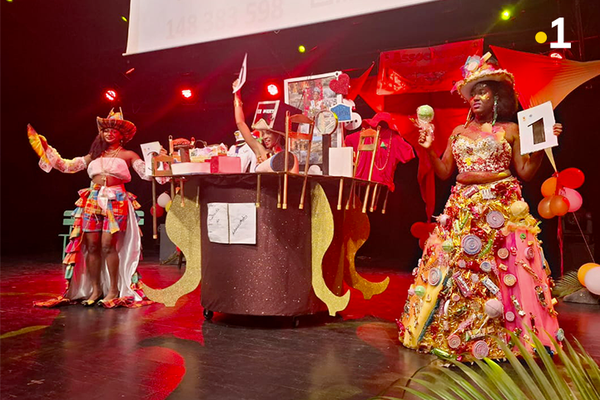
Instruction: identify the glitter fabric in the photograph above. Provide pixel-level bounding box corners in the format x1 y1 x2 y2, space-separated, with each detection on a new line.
142 184 202 307
452 125 511 174
400 131 560 361
311 183 350 315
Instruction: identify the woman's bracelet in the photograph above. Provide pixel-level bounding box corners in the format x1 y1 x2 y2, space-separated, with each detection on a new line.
234 98 243 107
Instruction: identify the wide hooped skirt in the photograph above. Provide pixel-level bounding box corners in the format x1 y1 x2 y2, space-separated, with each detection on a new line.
399 177 561 360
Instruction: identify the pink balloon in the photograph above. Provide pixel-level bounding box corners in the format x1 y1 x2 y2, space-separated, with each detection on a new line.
560 188 583 212
584 267 600 295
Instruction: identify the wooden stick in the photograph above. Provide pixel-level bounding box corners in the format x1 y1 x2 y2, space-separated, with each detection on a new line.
362 183 371 213
180 178 185 207
152 179 158 239
283 172 289 210
337 178 344 210
277 174 282 209
370 183 379 212
381 187 390 214
256 174 261 208
345 180 354 210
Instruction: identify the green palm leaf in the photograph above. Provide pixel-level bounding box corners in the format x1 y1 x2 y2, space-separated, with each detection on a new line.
374 330 600 400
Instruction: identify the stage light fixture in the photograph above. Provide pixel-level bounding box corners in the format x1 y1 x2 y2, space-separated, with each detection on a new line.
181 89 193 99
104 89 117 102
267 84 279 96
500 9 511 20
298 45 306 53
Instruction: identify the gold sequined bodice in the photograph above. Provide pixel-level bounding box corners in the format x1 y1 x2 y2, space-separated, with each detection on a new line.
452 127 512 174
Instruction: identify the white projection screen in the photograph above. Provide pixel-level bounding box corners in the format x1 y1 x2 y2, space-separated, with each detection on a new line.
125 0 436 55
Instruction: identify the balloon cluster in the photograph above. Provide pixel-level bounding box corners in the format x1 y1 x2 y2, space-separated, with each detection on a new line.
578 263 600 296
150 192 173 217
537 168 584 219
410 221 436 249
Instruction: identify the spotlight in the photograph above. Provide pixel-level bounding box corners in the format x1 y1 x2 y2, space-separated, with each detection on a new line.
181 89 193 99
500 9 511 20
267 84 279 96
298 45 306 53
104 89 117 102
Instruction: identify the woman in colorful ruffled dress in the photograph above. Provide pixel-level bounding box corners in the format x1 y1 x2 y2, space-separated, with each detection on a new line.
29 110 157 308
399 53 563 360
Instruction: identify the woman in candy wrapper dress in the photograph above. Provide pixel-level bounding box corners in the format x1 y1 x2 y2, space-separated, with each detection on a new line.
399 53 563 360
29 110 159 308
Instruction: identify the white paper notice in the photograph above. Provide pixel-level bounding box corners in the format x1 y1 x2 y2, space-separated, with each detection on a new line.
207 203 256 245
140 141 162 175
228 203 256 245
517 101 558 155
232 53 247 94
207 203 229 244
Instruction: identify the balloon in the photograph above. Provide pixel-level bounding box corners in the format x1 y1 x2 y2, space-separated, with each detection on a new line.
584 267 600 295
165 200 172 212
558 168 585 189
537 197 555 219
578 263 600 286
157 192 172 208
541 177 558 197
560 188 583 212
410 222 428 238
150 205 165 218
549 195 570 216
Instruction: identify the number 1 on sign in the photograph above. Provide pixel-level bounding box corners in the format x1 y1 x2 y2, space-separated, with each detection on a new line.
551 17 571 49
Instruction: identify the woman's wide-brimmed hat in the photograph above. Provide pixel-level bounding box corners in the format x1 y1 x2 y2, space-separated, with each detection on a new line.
362 112 400 133
453 52 515 100
96 108 137 143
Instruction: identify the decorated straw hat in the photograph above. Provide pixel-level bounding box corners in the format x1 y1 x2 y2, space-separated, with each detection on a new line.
453 52 515 100
96 108 137 143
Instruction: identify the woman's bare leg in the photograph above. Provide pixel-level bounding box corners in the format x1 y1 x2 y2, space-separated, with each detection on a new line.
101 232 120 301
84 232 103 302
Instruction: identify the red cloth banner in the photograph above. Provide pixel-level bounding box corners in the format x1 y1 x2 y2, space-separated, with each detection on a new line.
377 39 483 95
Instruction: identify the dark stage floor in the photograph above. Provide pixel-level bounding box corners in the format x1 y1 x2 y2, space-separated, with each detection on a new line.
2 255 600 400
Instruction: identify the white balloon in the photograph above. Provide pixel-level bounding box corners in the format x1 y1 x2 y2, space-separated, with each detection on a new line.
157 192 172 208
584 267 600 295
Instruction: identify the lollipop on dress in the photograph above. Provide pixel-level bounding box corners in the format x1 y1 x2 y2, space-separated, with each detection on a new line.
414 105 435 148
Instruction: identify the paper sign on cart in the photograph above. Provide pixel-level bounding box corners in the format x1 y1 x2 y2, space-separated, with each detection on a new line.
517 101 558 155
207 202 256 245
140 141 162 175
207 203 229 244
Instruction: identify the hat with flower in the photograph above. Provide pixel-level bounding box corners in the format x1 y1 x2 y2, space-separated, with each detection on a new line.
96 108 137 143
453 52 515 100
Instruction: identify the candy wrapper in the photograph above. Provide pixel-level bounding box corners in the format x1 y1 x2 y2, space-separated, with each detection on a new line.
411 105 435 148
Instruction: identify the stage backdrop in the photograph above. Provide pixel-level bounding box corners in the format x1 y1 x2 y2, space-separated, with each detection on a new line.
125 0 438 55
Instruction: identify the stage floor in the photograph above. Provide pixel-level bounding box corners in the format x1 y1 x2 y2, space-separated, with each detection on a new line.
2 255 599 400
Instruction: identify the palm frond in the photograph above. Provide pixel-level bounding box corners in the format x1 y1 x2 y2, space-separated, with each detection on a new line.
373 330 600 400
553 271 584 298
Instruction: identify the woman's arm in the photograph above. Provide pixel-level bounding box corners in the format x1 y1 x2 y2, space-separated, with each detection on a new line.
509 122 562 182
424 127 457 180
232 80 269 160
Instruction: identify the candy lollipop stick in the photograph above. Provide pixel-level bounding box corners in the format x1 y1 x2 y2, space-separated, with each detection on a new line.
412 105 435 148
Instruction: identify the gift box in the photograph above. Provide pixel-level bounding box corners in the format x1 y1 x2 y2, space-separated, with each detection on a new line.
210 156 242 174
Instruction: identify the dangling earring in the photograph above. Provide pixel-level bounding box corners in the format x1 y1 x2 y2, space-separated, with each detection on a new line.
492 95 498 125
464 108 473 128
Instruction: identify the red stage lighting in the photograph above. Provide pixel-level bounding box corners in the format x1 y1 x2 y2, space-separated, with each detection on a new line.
549 51 564 59
105 89 117 102
267 84 279 96
181 89 193 99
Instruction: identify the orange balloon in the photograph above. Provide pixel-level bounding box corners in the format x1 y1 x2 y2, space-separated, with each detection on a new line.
578 263 600 286
549 195 570 216
537 197 555 219
541 177 558 197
